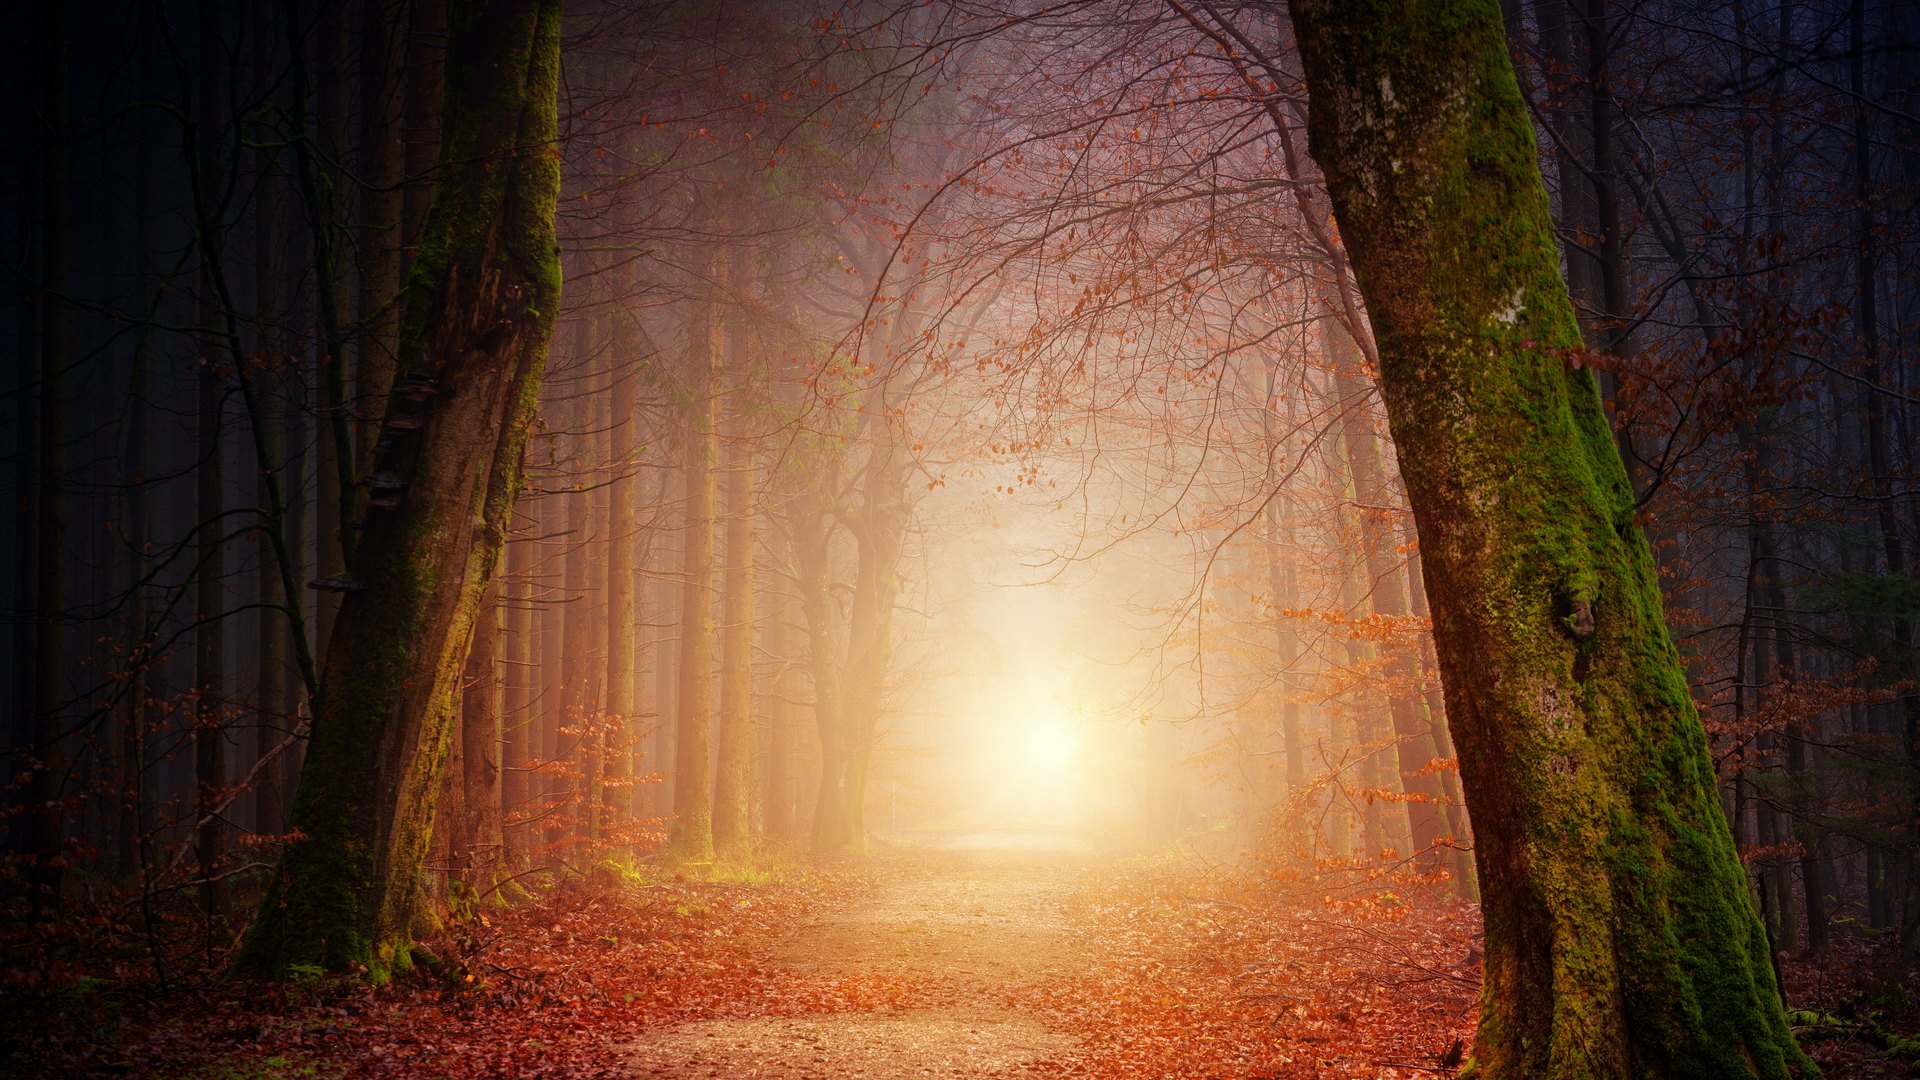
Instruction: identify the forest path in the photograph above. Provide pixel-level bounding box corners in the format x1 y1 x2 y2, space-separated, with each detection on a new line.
619 827 1099 1078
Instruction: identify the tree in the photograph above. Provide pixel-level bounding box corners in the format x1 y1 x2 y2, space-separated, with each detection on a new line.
668 234 721 863
453 583 503 880
27 1 70 918
602 257 648 834
193 0 231 934
712 249 758 862
1286 0 1810 1075
239 0 563 980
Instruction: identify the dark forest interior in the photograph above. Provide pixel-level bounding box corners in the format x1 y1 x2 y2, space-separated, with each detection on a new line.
4 0 1920 1076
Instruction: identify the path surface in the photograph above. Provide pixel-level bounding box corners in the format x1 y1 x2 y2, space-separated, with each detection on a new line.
619 828 1095 1078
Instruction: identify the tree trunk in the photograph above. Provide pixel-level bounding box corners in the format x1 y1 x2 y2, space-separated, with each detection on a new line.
1850 0 1920 958
503 523 532 840
29 3 70 915
457 582 503 880
764 585 796 843
239 0 563 980
536 489 563 838
119 44 158 877
195 0 230 933
1534 0 1646 495
1288 2 1809 1074
1319 373 1396 858
1264 503 1304 796
1535 0 1599 328
653 486 680 820
817 365 910 854
254 16 289 834
311 0 353 656
585 335 611 839
1333 358 1454 877
557 323 594 843
713 291 756 861
603 277 644 835
1262 375 1306 800
355 0 410 476
1406 528 1478 898
1760 527 1827 953
670 250 722 863
282 166 313 813
402 0 447 256
791 476 848 852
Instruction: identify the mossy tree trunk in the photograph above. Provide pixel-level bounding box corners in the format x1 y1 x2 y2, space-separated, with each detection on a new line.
1287 1 1811 1075
238 0 562 981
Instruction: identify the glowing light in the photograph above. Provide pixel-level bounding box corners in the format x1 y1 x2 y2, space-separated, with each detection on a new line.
1023 713 1078 775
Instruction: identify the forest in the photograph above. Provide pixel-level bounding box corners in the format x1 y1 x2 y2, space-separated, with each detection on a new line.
3 0 1919 1076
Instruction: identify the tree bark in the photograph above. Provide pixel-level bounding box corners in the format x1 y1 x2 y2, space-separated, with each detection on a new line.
1318 371 1396 857
282 159 313 814
1850 0 1920 958
457 582 503 880
1406 526 1478 898
254 12 289 833
239 0 563 980
195 0 231 932
764 584 796 843
535 489 563 834
502 523 532 840
584 331 611 839
1333 358 1454 876
1287 1 1808 1074
119 39 158 878
790 468 847 852
311 0 353 655
354 0 410 476
653 482 681 819
402 0 447 255
603 272 645 835
1262 374 1306 800
558 319 595 842
670 249 722 863
814 353 911 854
28 2 70 916
713 282 756 861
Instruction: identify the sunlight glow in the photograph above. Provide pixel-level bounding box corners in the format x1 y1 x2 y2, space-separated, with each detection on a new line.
1023 713 1079 776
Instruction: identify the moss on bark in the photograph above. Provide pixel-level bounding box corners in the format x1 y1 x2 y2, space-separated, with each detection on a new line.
1287 1 1813 1075
237 0 563 982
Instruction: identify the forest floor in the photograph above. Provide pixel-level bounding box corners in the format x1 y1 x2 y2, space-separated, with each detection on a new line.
9 827 1917 1077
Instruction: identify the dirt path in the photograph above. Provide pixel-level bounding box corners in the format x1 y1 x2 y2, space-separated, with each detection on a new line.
619 829 1095 1077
